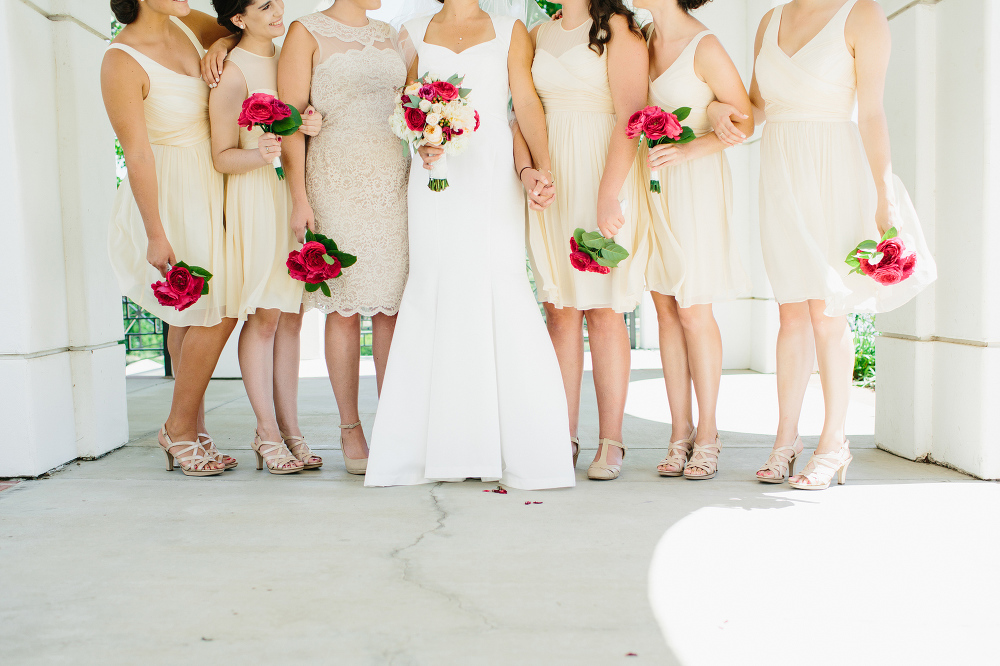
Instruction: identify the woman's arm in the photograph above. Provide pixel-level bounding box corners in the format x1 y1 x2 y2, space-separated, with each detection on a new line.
851 0 895 234
209 62 282 175
649 35 753 170
180 9 240 86
180 9 234 49
597 14 648 238
101 49 175 276
277 21 318 243
707 9 770 145
509 20 551 175
513 122 555 210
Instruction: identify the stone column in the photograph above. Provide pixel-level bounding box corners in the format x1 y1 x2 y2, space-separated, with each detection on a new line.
0 0 127 476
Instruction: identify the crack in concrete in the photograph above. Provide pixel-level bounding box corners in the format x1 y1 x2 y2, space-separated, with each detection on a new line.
388 483 497 633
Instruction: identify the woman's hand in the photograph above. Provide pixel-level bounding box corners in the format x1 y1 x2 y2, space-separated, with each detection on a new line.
707 101 748 147
648 142 693 169
596 195 624 239
201 39 230 88
147 235 176 277
300 106 323 137
874 195 897 236
290 199 316 244
417 144 444 170
520 168 555 211
257 133 281 164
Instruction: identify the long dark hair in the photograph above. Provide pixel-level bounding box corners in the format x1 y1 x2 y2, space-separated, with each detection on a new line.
587 0 643 56
111 0 139 24
212 0 256 33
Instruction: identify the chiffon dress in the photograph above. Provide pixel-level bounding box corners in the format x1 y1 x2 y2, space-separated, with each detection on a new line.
526 18 648 314
755 0 935 315
222 45 304 320
296 14 411 317
365 14 575 490
107 17 226 327
644 30 750 307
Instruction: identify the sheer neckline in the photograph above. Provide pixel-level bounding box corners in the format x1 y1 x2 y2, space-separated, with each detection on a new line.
317 13 372 30
558 17 592 33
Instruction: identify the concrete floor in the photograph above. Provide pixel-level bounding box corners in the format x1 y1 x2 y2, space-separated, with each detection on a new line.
1 366 993 665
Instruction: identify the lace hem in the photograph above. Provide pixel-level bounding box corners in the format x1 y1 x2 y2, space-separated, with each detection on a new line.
303 299 401 317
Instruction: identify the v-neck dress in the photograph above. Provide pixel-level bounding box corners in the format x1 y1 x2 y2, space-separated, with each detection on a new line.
755 0 935 315
525 18 649 314
644 29 750 307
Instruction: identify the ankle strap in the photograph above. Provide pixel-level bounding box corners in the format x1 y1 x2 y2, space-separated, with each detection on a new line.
600 438 627 452
339 421 362 430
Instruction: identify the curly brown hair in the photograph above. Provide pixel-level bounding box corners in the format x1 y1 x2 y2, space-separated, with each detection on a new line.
678 0 713 11
586 0 643 56
212 0 256 33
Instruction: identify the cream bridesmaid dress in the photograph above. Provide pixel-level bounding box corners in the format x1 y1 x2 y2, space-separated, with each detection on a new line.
107 17 226 327
755 0 935 315
222 45 304 320
644 29 750 307
527 18 648 314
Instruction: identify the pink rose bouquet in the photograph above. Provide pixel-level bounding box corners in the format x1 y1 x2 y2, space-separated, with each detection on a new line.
151 261 212 312
845 227 917 286
389 74 479 191
569 228 629 275
238 92 303 180
286 229 357 297
626 105 695 193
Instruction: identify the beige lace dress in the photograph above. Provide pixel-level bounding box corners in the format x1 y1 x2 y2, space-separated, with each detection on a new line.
297 14 410 316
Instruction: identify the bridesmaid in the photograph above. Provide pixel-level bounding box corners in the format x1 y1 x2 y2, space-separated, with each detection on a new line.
520 0 649 480
209 0 325 474
279 0 410 474
635 0 753 480
712 0 934 488
104 0 239 475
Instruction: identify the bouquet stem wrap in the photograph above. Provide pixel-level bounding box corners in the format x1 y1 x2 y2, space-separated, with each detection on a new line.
429 154 448 192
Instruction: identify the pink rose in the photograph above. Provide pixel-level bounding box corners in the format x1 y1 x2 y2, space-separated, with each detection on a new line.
432 81 459 101
405 107 427 132
418 85 436 100
166 266 194 294
287 252 309 282
474 110 480 131
644 110 682 141
239 93 277 128
587 262 611 275
570 237 579 252
323 256 342 280
299 241 329 271
570 250 593 272
869 264 905 285
626 109 648 139
900 253 916 280
269 97 292 122
875 237 904 267
152 282 182 309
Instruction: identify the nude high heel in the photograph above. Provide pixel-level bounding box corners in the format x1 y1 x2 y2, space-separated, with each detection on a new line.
587 438 627 480
571 437 580 468
755 437 803 484
339 421 368 475
198 433 238 470
251 434 303 475
281 432 323 470
657 429 696 477
157 427 224 477
789 440 852 490
683 437 721 480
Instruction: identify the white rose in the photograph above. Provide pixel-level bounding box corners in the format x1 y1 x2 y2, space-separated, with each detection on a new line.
431 103 443 113
425 112 442 128
424 124 443 145
419 99 432 112
404 82 421 96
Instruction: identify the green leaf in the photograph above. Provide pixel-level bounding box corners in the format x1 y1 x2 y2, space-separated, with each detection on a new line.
677 127 696 144
305 229 316 243
201 284 209 295
447 74 460 85
336 252 358 269
881 226 898 241
319 281 331 297
573 228 586 247
304 282 319 292
581 230 609 250
174 261 190 270
323 254 335 264
673 107 691 122
870 252 884 265
458 88 472 98
846 257 861 268
270 106 303 136
598 243 629 266
321 239 338 255
857 240 878 252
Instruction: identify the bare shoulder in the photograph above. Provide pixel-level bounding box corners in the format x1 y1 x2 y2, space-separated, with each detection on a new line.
608 13 642 44
849 0 887 22
846 0 889 47
102 45 143 80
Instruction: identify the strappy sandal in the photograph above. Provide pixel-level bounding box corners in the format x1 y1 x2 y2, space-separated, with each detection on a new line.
158 426 224 477
755 437 803 483
251 434 303 475
683 437 721 480
281 432 323 470
587 438 627 480
789 441 852 490
339 421 367 475
657 430 696 477
571 437 580 468
199 433 238 470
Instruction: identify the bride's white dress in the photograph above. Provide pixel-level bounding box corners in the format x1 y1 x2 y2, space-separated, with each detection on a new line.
365 13 575 490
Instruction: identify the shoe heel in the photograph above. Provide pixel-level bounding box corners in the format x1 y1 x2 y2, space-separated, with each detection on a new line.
164 450 174 472
837 461 850 485
254 450 263 471
788 455 797 479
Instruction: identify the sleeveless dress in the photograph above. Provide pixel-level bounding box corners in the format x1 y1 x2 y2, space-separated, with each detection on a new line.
296 14 410 317
222 45 304 320
107 18 226 327
366 14 575 491
755 0 935 315
526 18 648 314
644 30 750 307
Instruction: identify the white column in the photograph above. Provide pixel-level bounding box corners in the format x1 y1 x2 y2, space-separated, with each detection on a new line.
0 1 126 476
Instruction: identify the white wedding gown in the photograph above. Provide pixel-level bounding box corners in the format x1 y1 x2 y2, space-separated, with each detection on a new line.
365 13 575 490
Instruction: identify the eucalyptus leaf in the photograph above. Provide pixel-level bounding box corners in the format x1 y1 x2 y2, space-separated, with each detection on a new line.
459 88 471 97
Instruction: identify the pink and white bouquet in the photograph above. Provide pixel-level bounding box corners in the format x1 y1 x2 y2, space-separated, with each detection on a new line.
569 228 629 274
286 230 357 298
238 93 302 180
390 74 480 191
151 262 212 311
626 105 696 193
845 227 917 286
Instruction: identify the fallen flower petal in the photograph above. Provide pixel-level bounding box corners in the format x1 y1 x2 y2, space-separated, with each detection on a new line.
533 501 543 504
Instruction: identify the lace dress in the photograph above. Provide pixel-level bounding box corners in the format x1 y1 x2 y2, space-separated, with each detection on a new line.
297 14 410 316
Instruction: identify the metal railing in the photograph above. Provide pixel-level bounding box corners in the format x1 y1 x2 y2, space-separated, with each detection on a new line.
122 297 172 375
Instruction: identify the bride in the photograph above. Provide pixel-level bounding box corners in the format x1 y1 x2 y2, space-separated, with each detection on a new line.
365 0 576 489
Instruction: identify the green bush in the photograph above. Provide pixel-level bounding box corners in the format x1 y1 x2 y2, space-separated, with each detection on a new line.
850 313 876 388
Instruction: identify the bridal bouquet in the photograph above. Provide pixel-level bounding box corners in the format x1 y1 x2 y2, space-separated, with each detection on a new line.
626 105 696 192
286 230 357 298
238 93 303 180
389 74 480 191
569 228 629 275
151 262 212 311
845 227 917 285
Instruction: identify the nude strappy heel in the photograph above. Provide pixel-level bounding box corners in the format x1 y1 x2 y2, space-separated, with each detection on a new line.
251 434 303 475
789 440 852 490
683 437 721 480
158 427 224 477
587 438 627 480
571 437 580 468
198 433 238 470
339 421 368 475
755 437 803 483
281 432 323 470
657 429 696 477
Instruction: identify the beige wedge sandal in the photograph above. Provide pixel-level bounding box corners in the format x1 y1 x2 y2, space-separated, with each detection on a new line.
587 438 627 480
683 437 721 480
158 427 224 477
281 432 323 470
339 421 368 475
657 430 696 477
251 434 303 475
755 437 803 484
